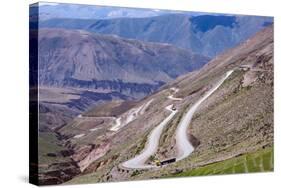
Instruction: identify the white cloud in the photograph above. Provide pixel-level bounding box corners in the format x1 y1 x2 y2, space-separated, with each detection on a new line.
38 2 59 6
107 10 124 17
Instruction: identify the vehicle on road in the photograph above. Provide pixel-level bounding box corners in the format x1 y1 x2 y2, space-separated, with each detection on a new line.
154 158 176 166
154 159 161 166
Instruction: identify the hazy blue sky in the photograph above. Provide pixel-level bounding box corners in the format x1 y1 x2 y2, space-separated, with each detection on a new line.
30 2 205 20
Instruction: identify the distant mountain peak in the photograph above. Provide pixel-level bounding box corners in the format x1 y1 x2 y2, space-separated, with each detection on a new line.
39 14 272 57
190 15 237 33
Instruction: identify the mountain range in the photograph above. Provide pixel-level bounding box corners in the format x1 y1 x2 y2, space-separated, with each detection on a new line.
34 28 209 131
31 4 273 185
35 28 209 115
39 14 273 57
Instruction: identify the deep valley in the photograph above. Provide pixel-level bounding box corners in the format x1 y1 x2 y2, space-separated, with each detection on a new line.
30 3 274 185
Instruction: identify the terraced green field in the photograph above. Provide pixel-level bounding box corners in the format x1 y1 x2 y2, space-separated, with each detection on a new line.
170 147 273 177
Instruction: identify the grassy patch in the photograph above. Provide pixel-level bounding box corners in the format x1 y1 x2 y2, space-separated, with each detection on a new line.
168 147 273 177
38 132 68 165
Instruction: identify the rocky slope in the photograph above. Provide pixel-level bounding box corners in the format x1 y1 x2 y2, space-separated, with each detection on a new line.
40 14 273 57
32 27 209 130
34 26 209 184
35 28 209 116
38 28 209 90
50 25 273 184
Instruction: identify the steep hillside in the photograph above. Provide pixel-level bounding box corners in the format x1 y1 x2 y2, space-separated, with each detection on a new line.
37 25 273 185
40 14 273 57
34 26 209 185
32 27 209 131
37 29 209 97
35 28 209 120
147 25 273 179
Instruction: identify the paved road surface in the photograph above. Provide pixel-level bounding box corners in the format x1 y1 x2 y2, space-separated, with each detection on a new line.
175 70 234 160
121 70 233 168
122 105 177 169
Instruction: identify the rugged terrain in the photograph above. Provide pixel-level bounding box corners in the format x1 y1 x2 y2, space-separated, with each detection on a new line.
38 28 208 90
34 26 209 184
39 14 272 57
34 28 209 117
32 26 209 129
36 25 273 185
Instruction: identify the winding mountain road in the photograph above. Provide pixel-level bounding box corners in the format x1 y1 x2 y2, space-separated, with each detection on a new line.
110 99 154 132
168 88 183 101
176 70 233 160
122 105 177 169
121 88 181 169
121 70 234 169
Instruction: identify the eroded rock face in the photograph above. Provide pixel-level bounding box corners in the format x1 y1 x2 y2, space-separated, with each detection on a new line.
36 29 209 95
72 145 96 162
67 142 110 172
77 143 111 172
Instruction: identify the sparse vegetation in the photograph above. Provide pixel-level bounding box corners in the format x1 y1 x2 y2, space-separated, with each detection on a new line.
38 132 68 165
158 103 190 158
36 22 273 185
149 155 156 161
167 147 273 177
136 136 148 155
131 170 142 177
84 100 137 117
